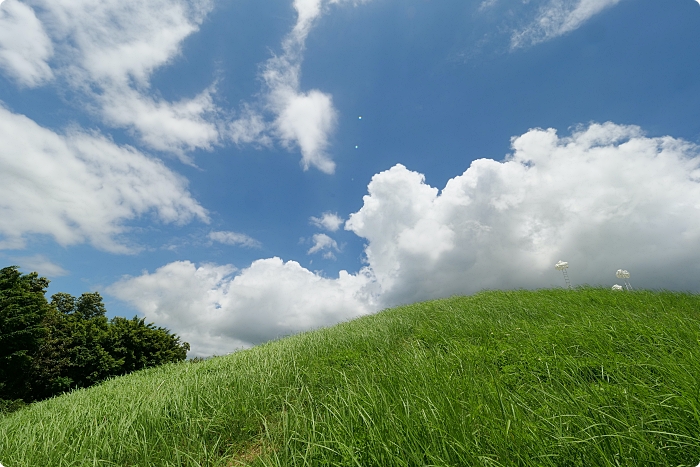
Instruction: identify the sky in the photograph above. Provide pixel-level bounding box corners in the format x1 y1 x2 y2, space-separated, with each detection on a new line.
1 0 699 357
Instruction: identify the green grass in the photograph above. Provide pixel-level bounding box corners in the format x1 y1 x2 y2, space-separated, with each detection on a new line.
2 287 700 466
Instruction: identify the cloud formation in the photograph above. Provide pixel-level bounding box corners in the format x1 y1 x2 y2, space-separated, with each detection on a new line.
307 233 339 258
0 0 220 159
11 254 68 277
347 122 700 305
0 105 208 252
110 122 700 356
108 258 377 356
1 0 373 168
209 231 261 248
511 0 622 48
231 0 371 173
0 0 54 87
310 212 344 231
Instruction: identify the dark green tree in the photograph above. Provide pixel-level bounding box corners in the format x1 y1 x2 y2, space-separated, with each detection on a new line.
2 268 190 406
47 292 121 390
28 305 74 400
108 316 190 375
0 266 52 402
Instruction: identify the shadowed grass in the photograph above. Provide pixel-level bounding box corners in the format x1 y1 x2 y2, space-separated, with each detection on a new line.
2 287 700 466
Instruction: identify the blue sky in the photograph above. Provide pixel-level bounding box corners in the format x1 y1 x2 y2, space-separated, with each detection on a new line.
1 0 699 356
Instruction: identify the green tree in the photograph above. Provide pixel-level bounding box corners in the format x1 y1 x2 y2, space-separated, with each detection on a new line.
48 292 121 390
0 266 51 401
108 316 190 375
2 270 190 406
28 306 74 400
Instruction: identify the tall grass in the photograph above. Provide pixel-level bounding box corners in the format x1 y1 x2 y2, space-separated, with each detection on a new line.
1 288 700 466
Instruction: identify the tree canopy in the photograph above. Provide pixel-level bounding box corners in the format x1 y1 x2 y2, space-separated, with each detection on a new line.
0 266 189 409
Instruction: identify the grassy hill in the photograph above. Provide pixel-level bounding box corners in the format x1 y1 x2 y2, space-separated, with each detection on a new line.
1 288 700 466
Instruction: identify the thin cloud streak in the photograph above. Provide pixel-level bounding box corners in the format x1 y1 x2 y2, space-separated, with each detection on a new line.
11 254 69 277
511 0 622 48
209 231 262 248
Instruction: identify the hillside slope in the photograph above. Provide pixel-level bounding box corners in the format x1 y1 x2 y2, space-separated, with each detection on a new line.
1 288 700 466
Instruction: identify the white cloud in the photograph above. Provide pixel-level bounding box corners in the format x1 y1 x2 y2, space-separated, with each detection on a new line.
478 0 498 11
0 0 220 157
0 0 371 167
97 85 220 161
0 105 208 252
110 121 700 356
209 231 261 248
270 88 337 173
307 233 339 257
347 122 700 305
12 254 68 277
511 0 622 48
0 0 53 87
230 0 371 173
107 258 378 356
34 0 210 86
229 105 273 147
310 212 344 231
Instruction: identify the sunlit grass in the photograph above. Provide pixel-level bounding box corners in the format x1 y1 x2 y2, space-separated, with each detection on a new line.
2 287 700 466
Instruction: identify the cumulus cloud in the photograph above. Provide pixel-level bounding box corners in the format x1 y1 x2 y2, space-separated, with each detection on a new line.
11 254 68 277
0 105 208 252
310 211 344 231
511 0 622 48
107 258 378 356
110 122 700 356
0 0 220 157
347 122 700 305
209 231 261 248
230 0 371 173
0 0 53 87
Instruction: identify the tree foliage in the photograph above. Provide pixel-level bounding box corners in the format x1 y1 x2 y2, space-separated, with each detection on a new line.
0 266 189 408
0 266 52 401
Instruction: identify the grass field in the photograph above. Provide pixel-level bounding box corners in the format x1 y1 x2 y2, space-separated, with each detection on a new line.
1 287 700 466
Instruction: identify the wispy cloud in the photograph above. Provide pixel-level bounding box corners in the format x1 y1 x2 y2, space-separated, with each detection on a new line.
11 254 68 277
0 105 207 253
511 0 622 48
209 231 261 248
0 0 54 87
229 0 372 173
478 0 498 11
0 0 220 160
307 233 339 258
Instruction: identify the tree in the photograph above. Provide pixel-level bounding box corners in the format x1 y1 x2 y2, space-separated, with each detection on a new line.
46 292 121 391
108 316 190 375
1 268 190 406
28 305 74 400
0 266 51 401
34 291 190 398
